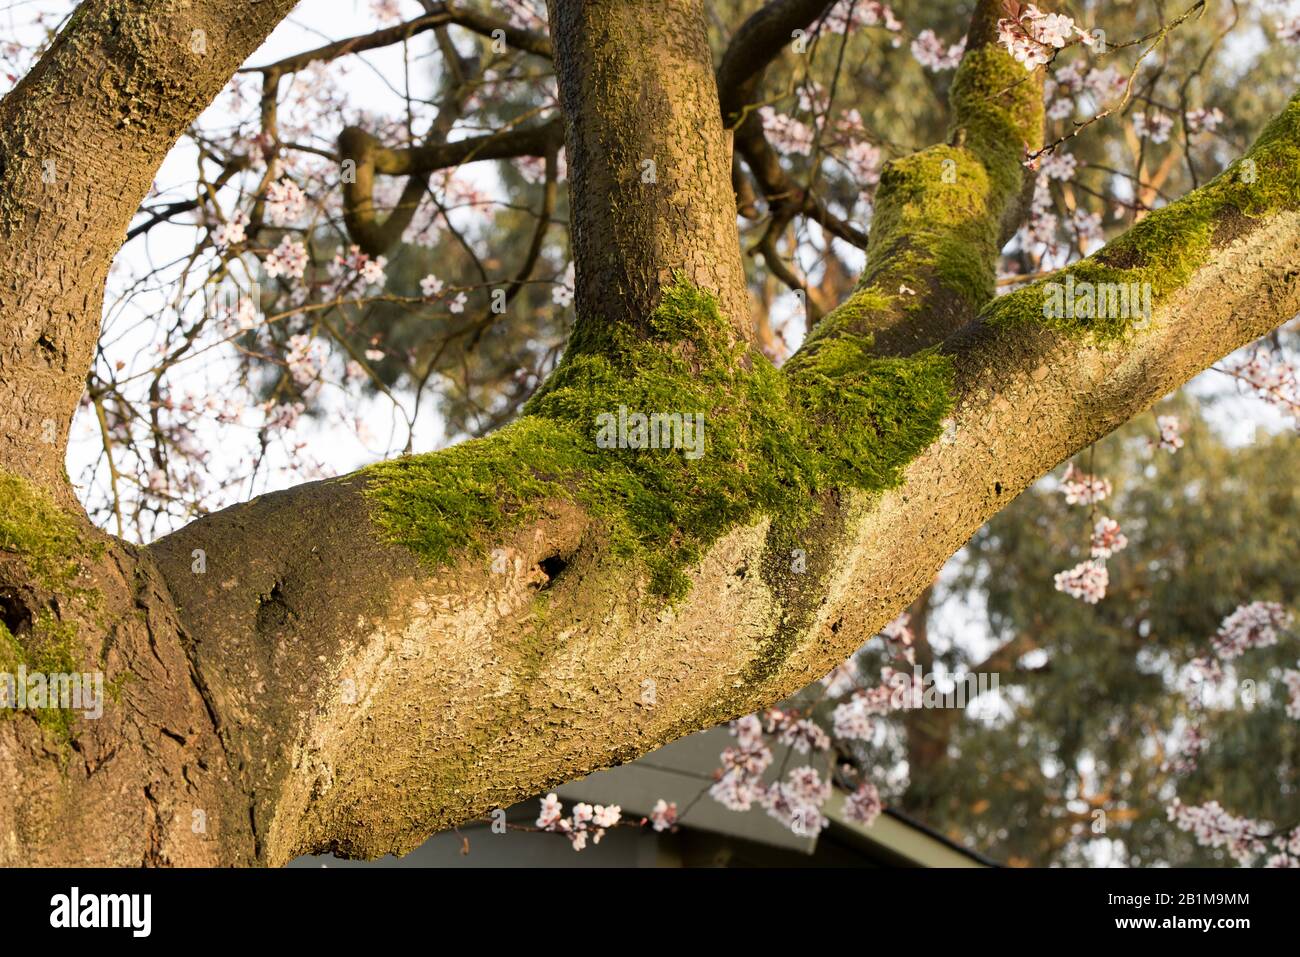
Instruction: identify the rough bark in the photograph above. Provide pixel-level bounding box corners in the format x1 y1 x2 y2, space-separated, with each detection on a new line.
547 0 754 349
0 0 299 501
0 0 1297 866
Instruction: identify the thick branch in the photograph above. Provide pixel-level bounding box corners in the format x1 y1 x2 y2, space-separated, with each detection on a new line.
791 0 1045 362
146 92 1300 861
0 0 298 498
546 0 753 350
338 119 564 256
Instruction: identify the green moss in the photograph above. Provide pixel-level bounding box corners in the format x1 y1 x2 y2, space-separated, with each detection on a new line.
820 47 1044 338
949 45 1045 198
364 279 954 599
861 147 1000 314
990 92 1300 341
0 612 81 739
0 470 92 591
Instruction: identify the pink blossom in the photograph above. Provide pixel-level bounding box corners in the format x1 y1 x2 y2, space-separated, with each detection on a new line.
1227 348 1300 427
1132 110 1174 144
649 799 678 832
1185 107 1224 135
843 779 883 826
1060 462 1112 505
266 178 306 226
910 30 965 72
1039 151 1078 180
213 210 248 248
419 274 444 298
1167 798 1273 866
1212 601 1291 660
264 236 308 280
758 106 815 156
1156 414 1184 452
761 766 830 836
1053 559 1109 604
1089 516 1128 559
536 793 563 829
997 4 1087 69
777 717 831 754
825 1 901 36
552 262 575 307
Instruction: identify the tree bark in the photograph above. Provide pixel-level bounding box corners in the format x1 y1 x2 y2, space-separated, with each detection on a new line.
547 0 754 349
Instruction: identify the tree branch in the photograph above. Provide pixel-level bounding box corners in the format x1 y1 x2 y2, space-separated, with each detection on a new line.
547 0 753 350
0 0 299 498
146 92 1300 862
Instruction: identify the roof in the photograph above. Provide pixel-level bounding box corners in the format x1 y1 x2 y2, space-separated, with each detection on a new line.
558 725 994 867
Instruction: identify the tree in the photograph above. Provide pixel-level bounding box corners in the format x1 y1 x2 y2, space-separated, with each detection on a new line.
848 398 1300 866
0 0 1297 866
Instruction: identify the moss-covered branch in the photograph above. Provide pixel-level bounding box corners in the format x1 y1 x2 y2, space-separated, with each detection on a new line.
988 92 1300 341
792 4 1044 364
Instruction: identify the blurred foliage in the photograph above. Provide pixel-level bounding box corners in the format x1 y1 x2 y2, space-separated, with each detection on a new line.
890 399 1299 866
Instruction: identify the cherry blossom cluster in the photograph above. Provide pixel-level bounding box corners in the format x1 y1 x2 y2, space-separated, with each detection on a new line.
910 30 966 72
703 610 922 840
1043 60 1128 121
1089 516 1128 559
759 107 816 156
1185 107 1225 135
1155 415 1184 452
1164 599 1298 862
997 2 1094 70
1167 799 1296 867
1211 601 1292 660
1060 462 1111 506
536 793 623 851
842 779 883 826
832 673 898 739
330 244 387 289
1227 347 1300 428
763 765 833 836
1052 461 1139 604
825 1 902 38
1052 559 1109 604
649 799 678 833
1131 110 1174 144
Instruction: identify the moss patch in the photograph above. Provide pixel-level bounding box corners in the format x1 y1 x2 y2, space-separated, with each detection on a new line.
363 279 954 599
990 92 1300 341
0 612 81 738
0 471 91 591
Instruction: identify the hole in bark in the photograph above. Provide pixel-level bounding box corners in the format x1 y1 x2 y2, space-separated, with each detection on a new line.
995 482 1003 496
535 554 568 588
36 334 57 359
255 581 292 632
0 588 33 637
